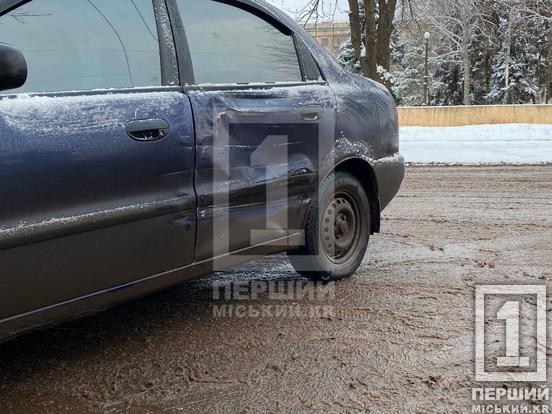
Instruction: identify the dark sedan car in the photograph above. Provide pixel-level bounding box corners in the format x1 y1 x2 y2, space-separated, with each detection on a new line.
0 0 404 342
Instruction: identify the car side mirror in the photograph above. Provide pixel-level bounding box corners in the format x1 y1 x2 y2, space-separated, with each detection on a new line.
0 43 27 92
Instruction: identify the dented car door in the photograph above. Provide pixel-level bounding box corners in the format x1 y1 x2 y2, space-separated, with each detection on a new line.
174 0 335 260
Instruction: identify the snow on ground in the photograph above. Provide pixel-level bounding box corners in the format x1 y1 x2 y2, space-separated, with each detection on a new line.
400 124 552 164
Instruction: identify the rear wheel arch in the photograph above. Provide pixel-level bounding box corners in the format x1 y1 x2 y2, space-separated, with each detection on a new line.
332 158 381 234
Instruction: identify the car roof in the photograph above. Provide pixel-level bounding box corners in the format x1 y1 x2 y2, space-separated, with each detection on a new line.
230 0 299 33
0 0 292 31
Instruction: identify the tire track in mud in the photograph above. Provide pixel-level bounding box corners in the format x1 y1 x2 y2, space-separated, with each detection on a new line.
0 165 551 414
366 232 552 269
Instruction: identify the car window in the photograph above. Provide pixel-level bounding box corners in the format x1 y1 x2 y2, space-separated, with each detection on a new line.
177 0 303 85
295 38 323 82
0 0 161 94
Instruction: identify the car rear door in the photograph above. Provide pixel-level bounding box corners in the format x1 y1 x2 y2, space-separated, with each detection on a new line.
171 0 335 262
0 0 196 321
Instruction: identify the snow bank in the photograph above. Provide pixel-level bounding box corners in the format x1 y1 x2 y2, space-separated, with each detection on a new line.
400 124 552 164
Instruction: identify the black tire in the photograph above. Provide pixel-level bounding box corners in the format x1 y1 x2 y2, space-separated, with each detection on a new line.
288 171 371 281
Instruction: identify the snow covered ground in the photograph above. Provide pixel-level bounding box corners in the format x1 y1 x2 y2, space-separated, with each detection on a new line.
400 124 552 164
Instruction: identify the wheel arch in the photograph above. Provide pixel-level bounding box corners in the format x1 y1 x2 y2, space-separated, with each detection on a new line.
333 157 381 235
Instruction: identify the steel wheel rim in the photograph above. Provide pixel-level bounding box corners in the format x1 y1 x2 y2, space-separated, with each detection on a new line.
320 191 361 264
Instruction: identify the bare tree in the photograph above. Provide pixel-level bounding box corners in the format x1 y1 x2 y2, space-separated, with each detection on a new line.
524 0 552 103
424 0 482 105
295 0 413 87
347 0 362 67
346 0 404 86
294 0 343 24
481 0 531 103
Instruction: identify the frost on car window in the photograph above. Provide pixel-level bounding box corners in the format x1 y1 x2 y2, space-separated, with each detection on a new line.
0 0 161 94
178 0 302 85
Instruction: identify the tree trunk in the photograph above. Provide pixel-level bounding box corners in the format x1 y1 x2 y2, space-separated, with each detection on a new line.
503 16 512 104
347 0 362 66
363 0 378 80
463 61 471 105
482 0 493 97
346 0 398 88
376 0 397 88
544 37 551 103
462 30 471 105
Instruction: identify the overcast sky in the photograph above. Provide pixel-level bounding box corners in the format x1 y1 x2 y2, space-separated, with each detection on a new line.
266 0 350 22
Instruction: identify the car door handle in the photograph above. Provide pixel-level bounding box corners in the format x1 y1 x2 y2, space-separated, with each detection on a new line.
300 106 323 121
126 119 170 142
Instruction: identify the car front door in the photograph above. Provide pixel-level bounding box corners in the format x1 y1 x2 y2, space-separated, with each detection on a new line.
172 0 335 262
0 0 196 323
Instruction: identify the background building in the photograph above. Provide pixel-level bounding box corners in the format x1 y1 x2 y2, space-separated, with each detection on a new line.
304 22 349 57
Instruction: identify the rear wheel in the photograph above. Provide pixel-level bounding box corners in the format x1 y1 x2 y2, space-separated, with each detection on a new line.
288 171 371 281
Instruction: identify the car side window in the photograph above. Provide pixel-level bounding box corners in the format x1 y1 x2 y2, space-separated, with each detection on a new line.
0 0 161 94
177 0 303 85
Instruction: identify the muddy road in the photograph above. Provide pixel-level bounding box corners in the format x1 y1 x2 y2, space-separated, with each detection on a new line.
1 165 551 413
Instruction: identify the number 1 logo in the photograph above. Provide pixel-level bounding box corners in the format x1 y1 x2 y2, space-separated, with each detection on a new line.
496 301 530 368
475 285 547 382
